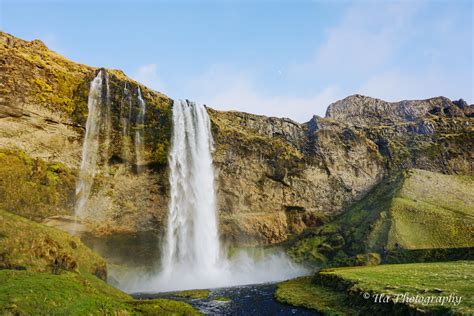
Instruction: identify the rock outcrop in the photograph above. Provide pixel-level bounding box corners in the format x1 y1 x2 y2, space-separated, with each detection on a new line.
210 93 472 245
326 94 469 125
1 31 472 248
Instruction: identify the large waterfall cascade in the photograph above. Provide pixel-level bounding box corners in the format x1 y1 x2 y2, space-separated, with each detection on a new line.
127 100 307 293
75 74 305 291
162 99 221 273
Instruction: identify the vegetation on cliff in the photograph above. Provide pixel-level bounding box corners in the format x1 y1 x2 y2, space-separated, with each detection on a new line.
288 169 474 266
0 209 105 277
0 149 75 220
1 31 174 240
1 31 173 167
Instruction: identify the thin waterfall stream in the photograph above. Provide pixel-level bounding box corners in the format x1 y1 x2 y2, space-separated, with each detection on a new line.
75 70 106 218
135 87 146 173
75 71 146 219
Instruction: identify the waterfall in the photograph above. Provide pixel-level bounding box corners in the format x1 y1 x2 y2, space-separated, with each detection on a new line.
135 87 146 172
125 99 307 293
75 70 105 217
103 72 112 167
162 99 221 273
121 83 133 165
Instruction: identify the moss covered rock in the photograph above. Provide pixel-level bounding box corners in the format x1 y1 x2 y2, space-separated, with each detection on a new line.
0 149 75 220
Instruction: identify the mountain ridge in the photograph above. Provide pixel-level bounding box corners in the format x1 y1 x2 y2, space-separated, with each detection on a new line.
3 31 472 125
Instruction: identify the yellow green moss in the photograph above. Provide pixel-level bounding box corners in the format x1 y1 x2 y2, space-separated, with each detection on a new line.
0 149 75 220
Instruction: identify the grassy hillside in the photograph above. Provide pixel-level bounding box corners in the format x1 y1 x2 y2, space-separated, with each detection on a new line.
276 261 474 315
0 209 199 315
288 169 474 266
0 209 105 275
390 170 473 249
0 149 75 221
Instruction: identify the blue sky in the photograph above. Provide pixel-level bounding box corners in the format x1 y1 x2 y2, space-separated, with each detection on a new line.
1 0 473 122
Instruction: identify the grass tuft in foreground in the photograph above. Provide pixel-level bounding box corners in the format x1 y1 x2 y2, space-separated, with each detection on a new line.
276 277 357 315
170 289 210 299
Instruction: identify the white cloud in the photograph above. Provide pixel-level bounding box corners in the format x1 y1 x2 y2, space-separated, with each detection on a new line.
358 69 471 103
185 64 341 122
182 3 423 121
290 2 422 81
133 64 165 92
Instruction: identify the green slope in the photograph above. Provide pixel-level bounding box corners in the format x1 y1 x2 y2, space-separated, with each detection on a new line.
288 169 474 266
0 209 199 315
0 209 105 275
389 170 473 249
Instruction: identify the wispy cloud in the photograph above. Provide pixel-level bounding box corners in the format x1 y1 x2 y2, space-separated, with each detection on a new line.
184 64 341 122
289 2 424 85
183 2 425 121
133 64 166 92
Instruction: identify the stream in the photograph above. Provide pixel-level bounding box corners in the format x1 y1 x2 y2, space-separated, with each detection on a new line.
133 282 319 315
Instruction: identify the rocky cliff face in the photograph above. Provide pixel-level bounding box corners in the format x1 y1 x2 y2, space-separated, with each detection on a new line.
210 110 386 245
1 32 472 248
210 94 473 245
0 32 172 235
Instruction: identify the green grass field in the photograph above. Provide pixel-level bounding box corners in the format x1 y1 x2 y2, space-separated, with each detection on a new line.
276 261 473 315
